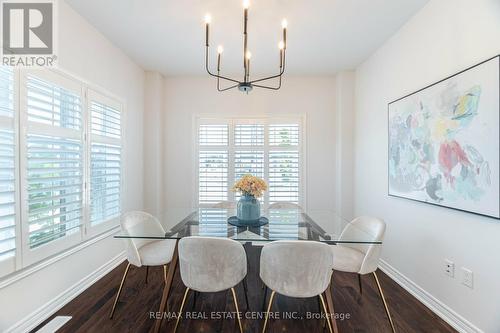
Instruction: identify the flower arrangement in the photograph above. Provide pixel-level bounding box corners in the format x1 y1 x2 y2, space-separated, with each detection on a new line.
232 174 268 198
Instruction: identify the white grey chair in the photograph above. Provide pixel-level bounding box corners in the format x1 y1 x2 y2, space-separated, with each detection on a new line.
260 240 335 333
109 211 176 318
211 200 237 209
175 236 248 333
268 202 301 209
331 216 395 332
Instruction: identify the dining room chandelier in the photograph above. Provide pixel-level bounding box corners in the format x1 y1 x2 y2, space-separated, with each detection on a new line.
204 0 287 93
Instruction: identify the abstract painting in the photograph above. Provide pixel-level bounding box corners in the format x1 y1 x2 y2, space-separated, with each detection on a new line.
388 56 500 218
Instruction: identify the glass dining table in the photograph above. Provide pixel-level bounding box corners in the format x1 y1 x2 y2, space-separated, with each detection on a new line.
114 207 382 333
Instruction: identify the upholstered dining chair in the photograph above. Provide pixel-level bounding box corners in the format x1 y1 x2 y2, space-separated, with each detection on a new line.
260 240 335 333
175 236 249 333
211 201 237 209
268 202 302 209
109 211 176 319
331 216 396 332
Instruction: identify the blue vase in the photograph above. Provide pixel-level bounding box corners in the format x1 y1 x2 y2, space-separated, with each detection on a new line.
237 194 260 221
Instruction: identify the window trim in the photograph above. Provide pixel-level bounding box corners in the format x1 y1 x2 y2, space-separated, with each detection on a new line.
194 115 307 210
0 66 125 278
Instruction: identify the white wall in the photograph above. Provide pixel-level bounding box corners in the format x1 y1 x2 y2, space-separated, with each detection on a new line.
353 0 500 332
335 71 356 221
148 76 338 231
0 1 145 331
144 72 165 217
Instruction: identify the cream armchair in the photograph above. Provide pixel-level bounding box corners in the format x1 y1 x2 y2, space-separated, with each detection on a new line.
260 240 335 333
174 236 249 333
331 216 396 332
109 211 176 318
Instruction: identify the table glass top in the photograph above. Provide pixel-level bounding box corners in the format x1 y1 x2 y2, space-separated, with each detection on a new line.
114 208 381 245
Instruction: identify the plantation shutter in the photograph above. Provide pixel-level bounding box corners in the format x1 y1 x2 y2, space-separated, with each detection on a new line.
0 68 129 273
268 209 301 239
23 72 84 258
269 124 300 203
234 124 265 201
198 208 230 237
89 91 122 229
0 67 16 273
234 151 264 179
234 124 264 146
198 124 229 204
197 120 302 207
234 124 264 178
0 130 15 261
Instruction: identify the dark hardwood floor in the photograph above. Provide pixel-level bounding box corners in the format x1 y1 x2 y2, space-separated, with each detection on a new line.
33 244 456 333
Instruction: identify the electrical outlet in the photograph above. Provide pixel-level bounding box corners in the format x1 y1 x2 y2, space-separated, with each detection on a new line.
462 268 473 289
444 259 454 277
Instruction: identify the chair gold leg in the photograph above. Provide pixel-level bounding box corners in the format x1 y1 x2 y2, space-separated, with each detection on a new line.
163 265 170 313
174 287 190 333
373 271 396 333
319 293 333 333
262 290 276 333
325 282 339 333
358 274 363 295
109 263 131 319
230 287 244 333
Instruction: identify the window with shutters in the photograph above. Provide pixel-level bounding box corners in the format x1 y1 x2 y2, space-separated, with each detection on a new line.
0 67 17 276
0 68 125 275
197 118 303 207
88 91 122 232
20 71 85 264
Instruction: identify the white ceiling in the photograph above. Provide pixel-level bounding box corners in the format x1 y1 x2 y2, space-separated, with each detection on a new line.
66 0 428 77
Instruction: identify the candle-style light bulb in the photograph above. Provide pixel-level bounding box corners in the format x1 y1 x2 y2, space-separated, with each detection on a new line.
245 51 252 59
281 19 287 49
243 0 250 9
204 14 211 46
217 45 223 71
278 41 284 68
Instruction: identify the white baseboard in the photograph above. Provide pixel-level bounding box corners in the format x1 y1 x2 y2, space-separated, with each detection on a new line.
378 259 482 333
6 251 126 333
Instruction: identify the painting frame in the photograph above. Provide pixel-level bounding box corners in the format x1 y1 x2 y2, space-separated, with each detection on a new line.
387 55 500 219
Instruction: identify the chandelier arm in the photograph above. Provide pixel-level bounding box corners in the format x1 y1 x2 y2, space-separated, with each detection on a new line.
252 84 280 90
205 46 241 84
252 79 282 90
252 71 283 90
217 75 240 91
249 50 286 84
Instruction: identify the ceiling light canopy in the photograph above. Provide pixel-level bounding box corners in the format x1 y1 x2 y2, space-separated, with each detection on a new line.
204 0 287 93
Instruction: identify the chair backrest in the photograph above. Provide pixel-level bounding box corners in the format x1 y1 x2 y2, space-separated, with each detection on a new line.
268 202 301 210
339 216 386 274
211 201 237 209
121 211 166 267
260 240 333 298
178 237 247 292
